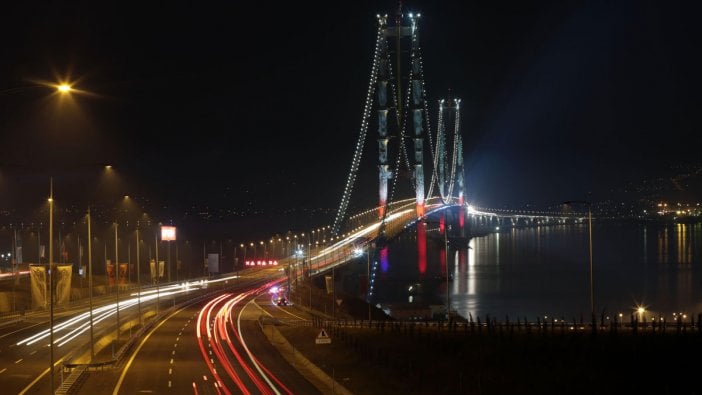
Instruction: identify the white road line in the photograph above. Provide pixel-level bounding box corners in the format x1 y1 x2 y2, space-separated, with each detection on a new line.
112 307 187 395
0 368 6 374
14 358 22 364
18 356 67 395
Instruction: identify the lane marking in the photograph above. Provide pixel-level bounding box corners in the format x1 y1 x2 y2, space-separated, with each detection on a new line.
18 356 67 395
168 380 171 388
0 323 42 340
169 368 172 375
15 358 22 364
113 307 188 395
0 368 6 374
170 358 174 364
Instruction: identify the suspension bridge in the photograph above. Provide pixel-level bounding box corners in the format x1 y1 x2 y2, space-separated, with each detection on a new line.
281 9 587 299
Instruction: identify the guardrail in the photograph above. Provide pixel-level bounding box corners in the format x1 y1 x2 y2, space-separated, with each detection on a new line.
318 315 702 335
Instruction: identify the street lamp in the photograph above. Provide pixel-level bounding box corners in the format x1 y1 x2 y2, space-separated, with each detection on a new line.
114 222 120 342
563 200 594 321
353 246 372 321
57 84 72 93
86 207 94 360
48 179 55 394
2 82 76 392
45 83 75 394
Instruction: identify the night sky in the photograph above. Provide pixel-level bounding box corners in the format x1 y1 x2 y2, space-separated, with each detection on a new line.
1 1 701 228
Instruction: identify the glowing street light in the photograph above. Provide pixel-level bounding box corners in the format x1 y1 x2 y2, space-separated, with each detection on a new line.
56 84 72 93
48 179 55 393
1 79 78 393
353 246 373 321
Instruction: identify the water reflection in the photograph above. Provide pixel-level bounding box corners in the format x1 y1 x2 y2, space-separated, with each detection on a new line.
372 222 702 321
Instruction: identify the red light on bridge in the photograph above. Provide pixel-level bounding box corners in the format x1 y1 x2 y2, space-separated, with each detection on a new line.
245 260 279 266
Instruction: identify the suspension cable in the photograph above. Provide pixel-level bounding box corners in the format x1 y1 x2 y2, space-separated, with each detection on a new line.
331 27 384 236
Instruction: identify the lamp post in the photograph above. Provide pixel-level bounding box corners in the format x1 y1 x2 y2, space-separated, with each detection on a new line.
87 207 94 360
114 222 120 342
354 246 372 321
48 178 55 394
37 83 73 394
563 200 594 320
239 243 246 274
136 223 141 325
155 227 159 316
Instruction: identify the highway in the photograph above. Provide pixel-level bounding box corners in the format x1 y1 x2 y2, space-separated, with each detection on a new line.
111 285 320 394
0 289 152 395
0 266 282 394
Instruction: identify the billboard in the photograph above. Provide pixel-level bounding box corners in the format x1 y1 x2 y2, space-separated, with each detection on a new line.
207 253 219 274
161 226 176 241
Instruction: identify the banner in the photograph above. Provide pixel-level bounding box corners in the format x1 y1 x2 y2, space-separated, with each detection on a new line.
56 264 72 305
107 260 115 287
30 264 47 309
119 263 128 285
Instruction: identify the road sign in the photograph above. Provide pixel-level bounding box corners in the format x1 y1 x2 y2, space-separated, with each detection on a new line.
315 329 331 344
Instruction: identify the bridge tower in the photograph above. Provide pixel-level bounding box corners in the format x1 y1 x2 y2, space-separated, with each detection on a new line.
434 96 466 234
332 6 433 236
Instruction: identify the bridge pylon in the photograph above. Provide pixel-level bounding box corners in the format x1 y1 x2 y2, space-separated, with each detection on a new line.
332 7 434 236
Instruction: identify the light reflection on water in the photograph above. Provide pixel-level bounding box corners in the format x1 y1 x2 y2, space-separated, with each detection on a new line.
373 222 702 320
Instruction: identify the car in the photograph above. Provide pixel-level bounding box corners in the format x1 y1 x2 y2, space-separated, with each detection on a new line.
275 296 288 306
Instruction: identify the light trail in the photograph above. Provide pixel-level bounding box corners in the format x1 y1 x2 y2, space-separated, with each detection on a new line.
195 279 290 395
16 274 241 349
